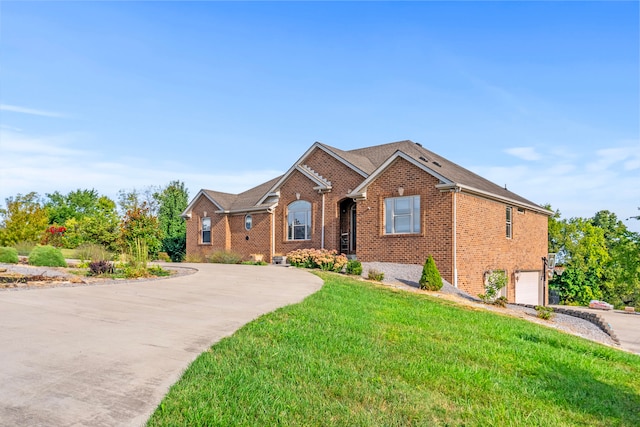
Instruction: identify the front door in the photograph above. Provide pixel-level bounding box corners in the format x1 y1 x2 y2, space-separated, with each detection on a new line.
339 199 356 255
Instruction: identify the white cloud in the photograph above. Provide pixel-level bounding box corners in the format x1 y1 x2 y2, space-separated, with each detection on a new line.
0 128 282 206
472 141 640 233
0 104 68 118
504 146 541 161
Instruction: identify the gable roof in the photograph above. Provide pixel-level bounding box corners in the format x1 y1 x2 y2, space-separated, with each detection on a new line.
184 140 552 216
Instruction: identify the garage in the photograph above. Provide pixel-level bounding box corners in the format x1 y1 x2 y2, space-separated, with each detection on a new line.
515 271 542 305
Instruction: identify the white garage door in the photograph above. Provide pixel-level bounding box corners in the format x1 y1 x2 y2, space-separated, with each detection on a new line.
515 271 541 305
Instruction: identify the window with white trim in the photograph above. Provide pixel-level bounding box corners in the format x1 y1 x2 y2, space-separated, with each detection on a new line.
506 207 512 239
201 217 211 244
287 200 311 240
245 214 252 231
384 195 420 234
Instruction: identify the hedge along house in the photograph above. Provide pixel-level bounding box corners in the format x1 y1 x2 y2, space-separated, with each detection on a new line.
182 140 553 304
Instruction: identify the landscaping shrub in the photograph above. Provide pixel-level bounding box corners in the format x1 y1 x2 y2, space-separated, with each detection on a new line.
76 243 111 262
0 246 19 264
89 260 114 276
345 259 363 276
286 248 348 272
156 252 171 262
28 245 67 267
162 235 186 262
479 270 508 304
184 253 206 263
535 305 554 320
367 269 384 281
419 255 443 290
13 240 36 256
209 250 243 264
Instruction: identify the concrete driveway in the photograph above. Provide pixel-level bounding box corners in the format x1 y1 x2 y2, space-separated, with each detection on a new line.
0 264 323 427
553 305 640 355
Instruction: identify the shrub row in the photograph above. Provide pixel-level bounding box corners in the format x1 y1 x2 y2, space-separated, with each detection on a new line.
286 249 348 272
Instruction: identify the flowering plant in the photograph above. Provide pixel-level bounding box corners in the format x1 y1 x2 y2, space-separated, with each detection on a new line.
286 248 348 272
41 225 67 247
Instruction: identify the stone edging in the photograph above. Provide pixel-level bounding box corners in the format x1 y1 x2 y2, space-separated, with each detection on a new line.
516 304 620 345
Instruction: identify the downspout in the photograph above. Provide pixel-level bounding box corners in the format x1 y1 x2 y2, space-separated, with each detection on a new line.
453 187 459 288
271 209 275 260
321 192 325 249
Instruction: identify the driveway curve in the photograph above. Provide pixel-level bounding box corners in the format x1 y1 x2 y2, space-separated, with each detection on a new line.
0 264 323 427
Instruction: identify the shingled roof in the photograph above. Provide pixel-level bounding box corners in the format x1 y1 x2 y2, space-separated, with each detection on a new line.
183 140 551 216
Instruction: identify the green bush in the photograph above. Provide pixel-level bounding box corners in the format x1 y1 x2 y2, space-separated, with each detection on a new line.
535 305 554 320
345 259 363 275
13 240 36 256
209 250 243 264
367 269 384 281
0 246 19 264
479 270 508 303
28 245 67 267
419 255 443 291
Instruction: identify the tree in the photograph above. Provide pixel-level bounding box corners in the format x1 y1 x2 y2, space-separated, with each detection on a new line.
45 189 101 225
119 202 163 258
0 192 49 246
419 255 443 291
154 181 188 262
64 196 120 251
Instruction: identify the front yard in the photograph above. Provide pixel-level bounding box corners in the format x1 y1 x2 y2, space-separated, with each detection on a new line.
148 272 640 426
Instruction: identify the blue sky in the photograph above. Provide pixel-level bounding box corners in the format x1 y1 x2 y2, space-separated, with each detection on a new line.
1 1 639 231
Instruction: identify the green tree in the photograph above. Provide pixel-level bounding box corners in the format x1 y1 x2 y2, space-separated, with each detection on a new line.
119 202 163 258
0 192 49 246
45 189 101 225
154 181 188 262
419 255 443 291
64 196 120 251
591 210 640 308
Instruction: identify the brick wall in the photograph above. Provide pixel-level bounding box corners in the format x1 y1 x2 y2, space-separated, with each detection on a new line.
355 158 454 281
184 197 228 261
275 148 364 256
229 212 272 261
455 193 548 301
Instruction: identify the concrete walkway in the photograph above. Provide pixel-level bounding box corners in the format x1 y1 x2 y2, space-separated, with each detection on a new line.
551 305 640 355
0 264 323 427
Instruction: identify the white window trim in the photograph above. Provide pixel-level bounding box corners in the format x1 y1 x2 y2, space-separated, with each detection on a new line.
201 217 211 244
287 200 312 241
384 195 421 235
506 207 513 239
245 214 252 231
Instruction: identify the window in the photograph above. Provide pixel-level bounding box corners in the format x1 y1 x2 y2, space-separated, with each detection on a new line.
385 195 420 234
201 217 211 244
287 200 311 240
506 207 512 239
245 214 252 230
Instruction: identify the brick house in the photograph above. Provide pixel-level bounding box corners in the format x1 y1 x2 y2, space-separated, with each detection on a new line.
182 140 552 304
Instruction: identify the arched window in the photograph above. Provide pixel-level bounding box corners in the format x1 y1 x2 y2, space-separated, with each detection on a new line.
245 214 252 231
287 200 311 240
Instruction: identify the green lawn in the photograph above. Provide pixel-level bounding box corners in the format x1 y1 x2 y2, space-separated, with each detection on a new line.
148 272 640 427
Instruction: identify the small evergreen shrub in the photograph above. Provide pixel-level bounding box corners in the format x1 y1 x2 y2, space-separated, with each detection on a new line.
419 255 443 291
162 235 186 262
209 250 243 264
367 269 384 281
0 246 19 264
89 260 114 276
28 245 67 267
345 259 363 276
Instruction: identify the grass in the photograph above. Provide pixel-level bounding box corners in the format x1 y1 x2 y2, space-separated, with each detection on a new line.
148 272 640 427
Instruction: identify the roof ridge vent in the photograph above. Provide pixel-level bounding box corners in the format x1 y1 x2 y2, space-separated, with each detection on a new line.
415 142 422 147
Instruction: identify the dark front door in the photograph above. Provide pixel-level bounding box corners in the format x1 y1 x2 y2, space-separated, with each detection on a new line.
339 199 356 254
